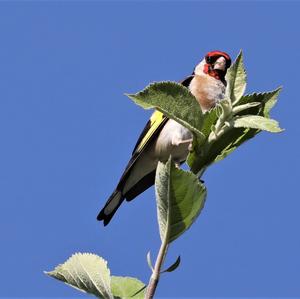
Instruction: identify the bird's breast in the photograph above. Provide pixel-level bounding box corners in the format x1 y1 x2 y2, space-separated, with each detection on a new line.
189 74 225 111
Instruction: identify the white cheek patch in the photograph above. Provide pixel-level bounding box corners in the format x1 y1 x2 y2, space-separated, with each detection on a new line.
194 60 206 76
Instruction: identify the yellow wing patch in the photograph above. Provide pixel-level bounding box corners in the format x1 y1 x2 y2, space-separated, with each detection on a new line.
135 110 165 153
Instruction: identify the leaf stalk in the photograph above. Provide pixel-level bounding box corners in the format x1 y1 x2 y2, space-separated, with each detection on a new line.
144 239 169 299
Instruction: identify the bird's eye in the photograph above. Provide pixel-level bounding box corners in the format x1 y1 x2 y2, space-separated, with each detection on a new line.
205 55 212 64
226 59 232 68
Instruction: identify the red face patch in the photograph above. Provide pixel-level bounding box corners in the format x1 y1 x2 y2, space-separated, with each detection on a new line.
203 50 231 84
206 50 231 63
205 51 231 70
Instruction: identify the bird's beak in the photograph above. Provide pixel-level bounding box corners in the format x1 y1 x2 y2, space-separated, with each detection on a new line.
213 56 226 71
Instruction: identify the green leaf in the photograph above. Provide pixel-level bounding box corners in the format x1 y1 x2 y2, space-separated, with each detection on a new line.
161 256 181 273
146 251 154 272
226 50 247 104
237 87 282 117
233 115 283 132
155 157 206 243
188 127 249 174
232 102 261 115
45 253 113 299
188 88 283 173
186 134 207 174
201 107 219 137
211 127 258 163
186 106 219 173
126 81 204 137
111 276 146 299
206 88 283 165
187 99 232 173
263 87 282 116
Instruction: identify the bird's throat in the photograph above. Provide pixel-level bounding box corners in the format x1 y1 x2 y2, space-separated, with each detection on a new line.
203 64 226 85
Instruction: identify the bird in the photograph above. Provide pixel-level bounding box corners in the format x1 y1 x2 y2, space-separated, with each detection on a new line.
97 50 232 225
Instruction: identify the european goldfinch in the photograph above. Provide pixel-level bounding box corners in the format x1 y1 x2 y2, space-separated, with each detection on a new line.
97 50 231 225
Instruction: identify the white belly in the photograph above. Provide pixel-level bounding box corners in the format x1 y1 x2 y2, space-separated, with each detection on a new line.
154 119 192 162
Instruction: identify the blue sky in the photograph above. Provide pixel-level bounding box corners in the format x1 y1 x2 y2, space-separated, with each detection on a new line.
0 1 299 298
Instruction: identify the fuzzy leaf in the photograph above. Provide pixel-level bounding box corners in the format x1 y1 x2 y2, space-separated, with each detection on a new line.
237 88 282 117
186 107 218 173
111 276 146 299
209 127 258 164
45 253 113 299
263 87 282 116
188 87 282 173
155 157 206 243
210 88 283 163
126 81 204 137
186 134 207 174
146 251 154 272
232 102 261 115
233 115 283 132
226 50 247 104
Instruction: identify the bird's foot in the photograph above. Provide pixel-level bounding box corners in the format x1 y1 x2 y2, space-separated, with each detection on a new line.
172 138 193 147
174 161 181 169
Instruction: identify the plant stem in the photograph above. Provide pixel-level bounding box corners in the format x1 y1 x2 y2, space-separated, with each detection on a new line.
144 239 169 299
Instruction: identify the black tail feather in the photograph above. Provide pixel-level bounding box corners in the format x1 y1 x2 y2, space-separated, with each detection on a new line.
97 190 125 226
